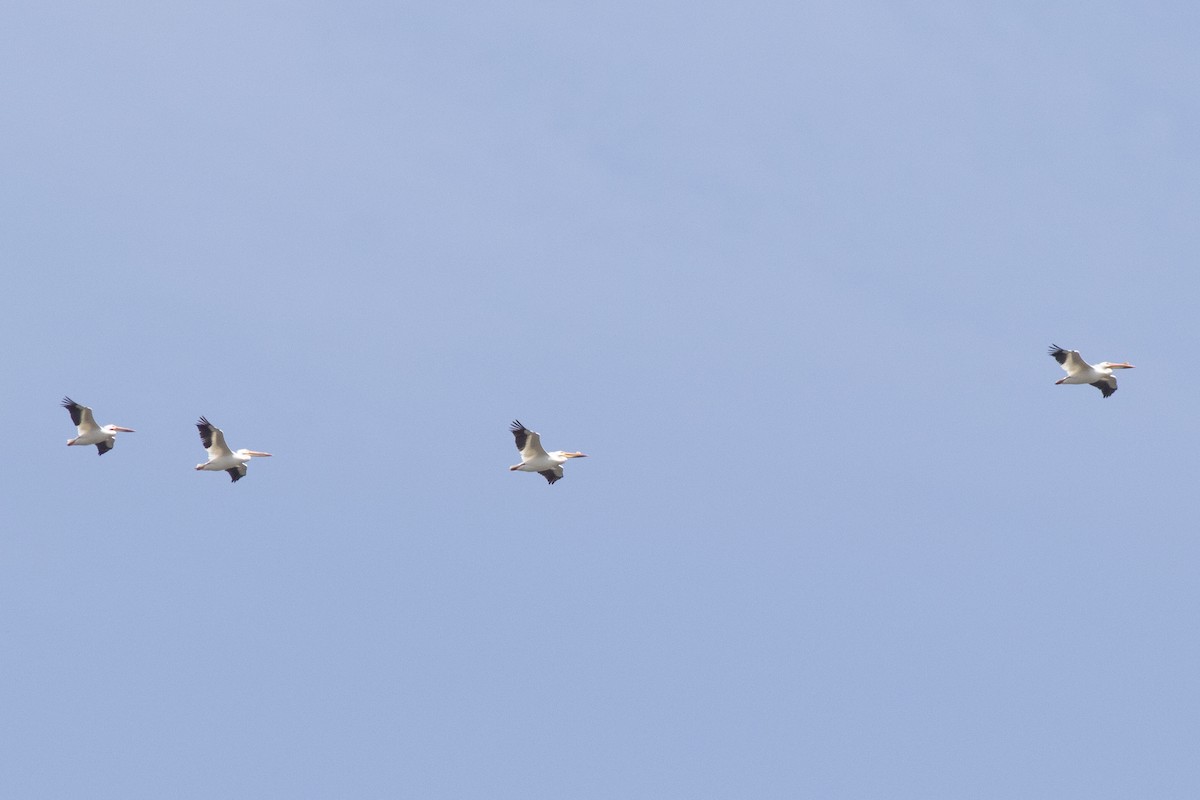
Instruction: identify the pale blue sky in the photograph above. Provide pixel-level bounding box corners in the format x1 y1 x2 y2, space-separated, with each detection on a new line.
4 1 1200 797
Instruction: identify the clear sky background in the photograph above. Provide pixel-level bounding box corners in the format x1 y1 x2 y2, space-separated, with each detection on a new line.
3 1 1199 797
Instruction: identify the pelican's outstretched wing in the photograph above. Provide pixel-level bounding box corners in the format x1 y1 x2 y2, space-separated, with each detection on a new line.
1048 344 1089 375
511 420 548 460
62 397 98 435
197 417 233 457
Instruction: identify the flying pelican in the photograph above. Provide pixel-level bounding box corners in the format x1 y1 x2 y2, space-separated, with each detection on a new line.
509 420 587 485
1049 344 1135 398
62 397 135 455
195 416 272 482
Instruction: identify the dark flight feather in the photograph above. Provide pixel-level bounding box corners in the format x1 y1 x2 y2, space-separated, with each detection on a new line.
196 417 216 449
510 420 530 452
62 397 84 426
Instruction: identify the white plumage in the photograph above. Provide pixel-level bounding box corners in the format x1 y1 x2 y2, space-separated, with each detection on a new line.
1049 344 1135 398
194 416 272 482
62 397 135 455
508 420 587 485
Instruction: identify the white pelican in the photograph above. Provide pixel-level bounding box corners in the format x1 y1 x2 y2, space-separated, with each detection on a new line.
1049 344 1135 398
195 416 272 482
509 420 587 485
62 397 135 455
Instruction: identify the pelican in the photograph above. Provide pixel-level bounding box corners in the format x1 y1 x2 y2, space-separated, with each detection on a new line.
62 397 135 455
195 416 272 482
1049 344 1135 398
509 420 587 485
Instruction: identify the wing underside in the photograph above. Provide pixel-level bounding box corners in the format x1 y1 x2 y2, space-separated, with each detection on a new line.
511 420 548 460
62 397 98 434
1049 345 1087 374
197 417 233 457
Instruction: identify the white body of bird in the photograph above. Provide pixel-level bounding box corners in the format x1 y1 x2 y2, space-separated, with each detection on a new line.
62 397 135 455
508 420 587 485
195 416 272 482
1049 344 1134 398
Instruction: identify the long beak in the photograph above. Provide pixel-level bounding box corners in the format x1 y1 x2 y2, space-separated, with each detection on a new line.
245 451 272 457
1116 363 1135 369
112 426 136 432
568 452 588 458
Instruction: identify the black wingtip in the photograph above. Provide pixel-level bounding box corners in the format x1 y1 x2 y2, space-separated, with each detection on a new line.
62 397 84 425
510 420 531 452
196 417 216 449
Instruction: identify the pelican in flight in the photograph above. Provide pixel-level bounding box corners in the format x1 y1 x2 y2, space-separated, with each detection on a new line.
195 416 272 482
509 420 587 485
1049 344 1135 398
62 397 135 455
